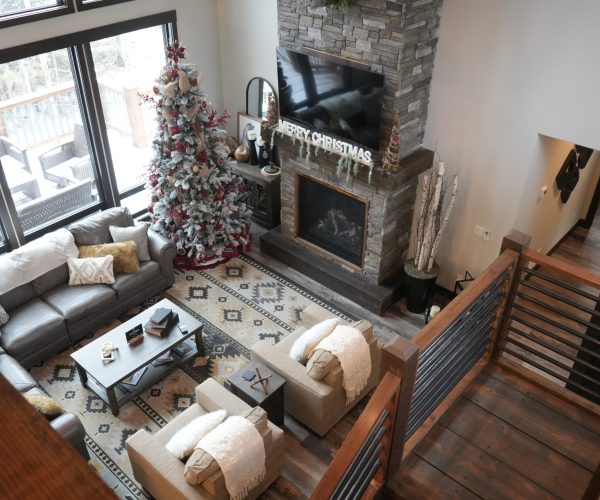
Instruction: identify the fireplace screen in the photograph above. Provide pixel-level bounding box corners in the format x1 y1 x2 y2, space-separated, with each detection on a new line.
297 175 367 267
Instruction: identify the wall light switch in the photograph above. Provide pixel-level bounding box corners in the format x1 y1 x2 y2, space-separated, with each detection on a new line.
474 224 492 241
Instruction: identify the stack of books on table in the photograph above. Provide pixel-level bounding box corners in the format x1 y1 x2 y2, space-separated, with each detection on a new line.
144 307 179 337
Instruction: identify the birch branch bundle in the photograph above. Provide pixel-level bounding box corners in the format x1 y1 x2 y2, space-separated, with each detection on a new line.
413 160 459 273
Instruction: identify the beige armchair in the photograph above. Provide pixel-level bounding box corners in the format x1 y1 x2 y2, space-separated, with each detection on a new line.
126 379 284 500
251 304 381 436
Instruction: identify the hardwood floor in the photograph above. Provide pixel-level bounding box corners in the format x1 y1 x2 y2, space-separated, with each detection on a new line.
389 365 600 499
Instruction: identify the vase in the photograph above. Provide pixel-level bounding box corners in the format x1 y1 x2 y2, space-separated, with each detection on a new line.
404 260 440 314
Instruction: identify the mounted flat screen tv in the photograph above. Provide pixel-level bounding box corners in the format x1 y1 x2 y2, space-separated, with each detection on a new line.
276 47 384 150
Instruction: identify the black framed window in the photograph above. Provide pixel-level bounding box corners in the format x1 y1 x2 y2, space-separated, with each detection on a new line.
0 0 74 29
75 0 132 11
0 11 177 244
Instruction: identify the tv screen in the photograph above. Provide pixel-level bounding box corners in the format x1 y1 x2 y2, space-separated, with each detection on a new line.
276 47 384 150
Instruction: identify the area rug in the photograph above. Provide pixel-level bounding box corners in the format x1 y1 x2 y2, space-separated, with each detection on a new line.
30 255 352 498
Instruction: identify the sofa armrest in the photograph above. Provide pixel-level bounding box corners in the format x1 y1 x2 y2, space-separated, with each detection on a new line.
126 429 202 500
51 412 89 460
148 229 176 286
195 378 251 415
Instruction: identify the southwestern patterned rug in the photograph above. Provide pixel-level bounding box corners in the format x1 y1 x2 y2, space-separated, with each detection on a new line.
30 255 352 498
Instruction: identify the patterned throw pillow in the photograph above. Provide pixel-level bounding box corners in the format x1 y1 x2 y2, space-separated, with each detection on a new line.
78 241 139 274
306 348 339 381
109 223 150 261
68 256 115 285
0 304 8 326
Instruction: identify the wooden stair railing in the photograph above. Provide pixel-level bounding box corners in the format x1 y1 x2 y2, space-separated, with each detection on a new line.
310 371 402 500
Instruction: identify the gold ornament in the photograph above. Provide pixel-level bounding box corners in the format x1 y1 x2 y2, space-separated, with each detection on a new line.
234 145 249 162
192 164 200 174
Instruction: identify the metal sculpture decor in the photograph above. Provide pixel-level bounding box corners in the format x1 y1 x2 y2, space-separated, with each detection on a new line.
575 144 594 170
556 149 580 203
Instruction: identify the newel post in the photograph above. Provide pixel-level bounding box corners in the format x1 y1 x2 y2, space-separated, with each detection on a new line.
379 337 419 479
491 229 532 359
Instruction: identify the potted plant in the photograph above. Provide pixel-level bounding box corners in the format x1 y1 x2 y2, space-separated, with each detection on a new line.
405 160 458 313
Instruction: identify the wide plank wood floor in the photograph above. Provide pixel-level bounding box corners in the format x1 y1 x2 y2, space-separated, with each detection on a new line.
390 365 600 499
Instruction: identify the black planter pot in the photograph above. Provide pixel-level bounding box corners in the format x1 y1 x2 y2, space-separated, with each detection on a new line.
404 261 440 314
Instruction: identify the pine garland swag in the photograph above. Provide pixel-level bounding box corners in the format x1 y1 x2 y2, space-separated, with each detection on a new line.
143 42 252 268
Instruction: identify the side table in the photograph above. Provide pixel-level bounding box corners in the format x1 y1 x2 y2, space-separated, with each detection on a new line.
227 360 286 426
231 161 281 229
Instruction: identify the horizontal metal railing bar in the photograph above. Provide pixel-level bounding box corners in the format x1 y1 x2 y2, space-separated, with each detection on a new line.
407 340 488 438
509 325 600 375
506 337 600 388
509 314 600 360
511 305 600 348
410 331 490 422
347 450 382 500
504 347 600 401
523 267 600 303
412 311 497 402
408 332 490 436
517 290 600 334
417 294 501 377
521 279 600 319
333 411 388 499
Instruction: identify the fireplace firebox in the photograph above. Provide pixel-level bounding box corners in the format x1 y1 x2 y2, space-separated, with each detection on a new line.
296 175 367 267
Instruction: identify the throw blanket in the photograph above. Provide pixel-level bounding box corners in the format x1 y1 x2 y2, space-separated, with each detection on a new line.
0 228 78 295
316 325 371 404
197 416 266 500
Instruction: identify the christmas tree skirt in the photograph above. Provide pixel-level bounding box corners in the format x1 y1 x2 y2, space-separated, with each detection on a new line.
30 255 352 498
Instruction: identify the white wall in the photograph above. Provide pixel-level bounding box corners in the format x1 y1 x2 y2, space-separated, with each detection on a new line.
424 0 600 288
216 0 279 137
0 0 223 108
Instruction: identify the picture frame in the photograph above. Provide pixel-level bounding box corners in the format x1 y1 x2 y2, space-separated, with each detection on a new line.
238 112 264 146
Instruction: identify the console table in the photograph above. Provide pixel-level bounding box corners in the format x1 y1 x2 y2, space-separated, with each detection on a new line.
231 162 280 229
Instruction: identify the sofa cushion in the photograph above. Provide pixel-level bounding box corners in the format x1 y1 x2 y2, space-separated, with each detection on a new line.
0 228 78 295
68 207 134 246
0 298 69 359
42 283 117 326
78 241 139 274
0 304 8 326
0 282 37 313
68 256 115 285
111 261 160 298
24 394 64 420
289 317 339 364
165 409 227 460
0 352 37 392
32 264 69 295
306 348 339 381
109 223 150 261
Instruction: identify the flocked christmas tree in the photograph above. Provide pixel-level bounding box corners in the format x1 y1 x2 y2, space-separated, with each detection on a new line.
382 115 401 173
144 43 251 266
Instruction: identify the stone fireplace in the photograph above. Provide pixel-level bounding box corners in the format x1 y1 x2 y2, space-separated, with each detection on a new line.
261 0 442 314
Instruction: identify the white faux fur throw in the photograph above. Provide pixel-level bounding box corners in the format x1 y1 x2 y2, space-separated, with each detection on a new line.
316 325 371 404
196 416 266 500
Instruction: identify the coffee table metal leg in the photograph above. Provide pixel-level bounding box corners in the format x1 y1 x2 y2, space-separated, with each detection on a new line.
107 386 120 416
194 325 205 357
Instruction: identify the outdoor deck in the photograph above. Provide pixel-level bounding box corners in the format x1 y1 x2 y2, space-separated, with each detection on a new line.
391 365 600 499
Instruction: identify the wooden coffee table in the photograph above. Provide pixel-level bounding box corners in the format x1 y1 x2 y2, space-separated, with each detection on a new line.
71 298 203 416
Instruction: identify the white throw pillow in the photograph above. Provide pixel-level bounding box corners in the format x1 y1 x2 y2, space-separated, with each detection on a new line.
165 409 227 460
0 305 9 326
289 318 339 364
109 223 150 261
0 228 78 295
68 256 115 285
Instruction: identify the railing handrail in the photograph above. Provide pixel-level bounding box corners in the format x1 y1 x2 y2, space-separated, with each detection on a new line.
311 371 401 499
0 81 74 111
520 248 600 289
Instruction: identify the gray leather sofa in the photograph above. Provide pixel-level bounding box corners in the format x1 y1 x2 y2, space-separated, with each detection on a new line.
0 207 176 369
0 346 89 459
0 207 175 460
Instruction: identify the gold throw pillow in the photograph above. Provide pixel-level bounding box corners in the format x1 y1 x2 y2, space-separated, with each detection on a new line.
78 240 139 274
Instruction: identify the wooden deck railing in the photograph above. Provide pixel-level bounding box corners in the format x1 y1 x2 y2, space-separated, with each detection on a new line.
315 229 600 497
